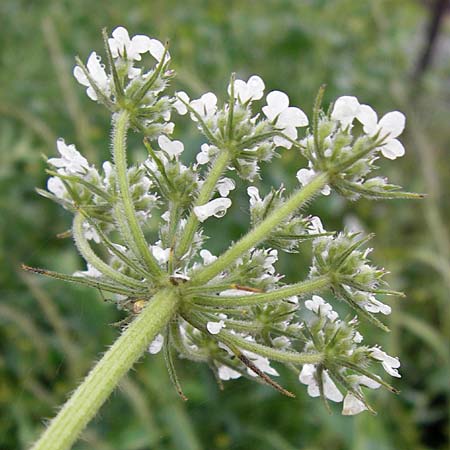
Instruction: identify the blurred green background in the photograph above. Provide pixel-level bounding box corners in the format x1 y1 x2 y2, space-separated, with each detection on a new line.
1 1 449 449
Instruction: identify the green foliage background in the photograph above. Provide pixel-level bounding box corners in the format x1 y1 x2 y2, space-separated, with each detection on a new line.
1 1 449 449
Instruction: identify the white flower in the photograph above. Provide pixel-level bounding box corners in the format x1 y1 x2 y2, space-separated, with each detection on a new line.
262 90 308 149
331 96 361 128
193 198 232 222
308 216 324 234
247 186 262 206
353 331 364 343
218 365 241 380
150 245 171 265
207 320 225 335
342 375 380 415
364 110 406 160
148 334 164 354
73 52 110 101
47 177 67 199
200 249 217 265
108 27 169 62
360 294 391 315
299 364 343 402
296 168 331 195
228 75 265 103
217 178 235 197
196 143 213 165
158 135 184 158
305 295 339 322
48 139 89 175
370 347 401 378
173 91 190 115
331 96 406 160
342 393 367 415
190 92 218 121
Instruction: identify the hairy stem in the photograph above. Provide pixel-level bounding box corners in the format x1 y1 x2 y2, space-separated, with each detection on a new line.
72 213 145 289
192 275 330 307
30 288 179 450
112 110 163 278
191 173 329 285
175 150 231 259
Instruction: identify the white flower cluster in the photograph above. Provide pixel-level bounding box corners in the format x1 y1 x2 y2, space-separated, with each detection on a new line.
310 232 392 324
300 295 400 415
174 75 308 181
73 26 174 139
44 139 158 242
298 95 408 200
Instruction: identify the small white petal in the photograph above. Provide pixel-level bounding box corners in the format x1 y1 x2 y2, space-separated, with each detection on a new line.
262 90 290 121
200 249 217 265
331 96 360 127
149 39 169 62
158 135 184 158
323 370 343 402
380 139 405 160
130 35 152 54
342 393 367 415
356 104 378 134
278 107 308 128
193 198 232 222
218 365 241 380
217 178 235 197
296 168 315 186
148 334 164 354
174 91 190 115
355 375 381 389
308 216 324 234
247 186 262 206
207 320 225 335
47 177 66 198
378 111 406 140
299 364 316 385
150 245 170 265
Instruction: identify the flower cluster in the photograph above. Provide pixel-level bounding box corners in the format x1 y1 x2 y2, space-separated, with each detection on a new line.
27 27 418 420
297 93 417 200
73 26 174 139
174 75 308 181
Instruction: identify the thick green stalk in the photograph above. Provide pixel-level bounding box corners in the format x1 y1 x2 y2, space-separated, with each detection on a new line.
112 110 162 278
192 173 329 285
175 150 231 259
192 275 330 307
30 288 179 450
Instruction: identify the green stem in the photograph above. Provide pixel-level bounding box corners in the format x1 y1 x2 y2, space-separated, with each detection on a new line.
175 150 231 259
192 275 330 307
72 213 146 290
30 288 179 450
112 110 163 278
191 173 329 285
220 330 322 365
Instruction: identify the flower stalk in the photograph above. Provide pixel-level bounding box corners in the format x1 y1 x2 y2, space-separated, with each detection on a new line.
31 289 179 450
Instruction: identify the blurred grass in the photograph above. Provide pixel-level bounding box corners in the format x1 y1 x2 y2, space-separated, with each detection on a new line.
1 0 449 449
